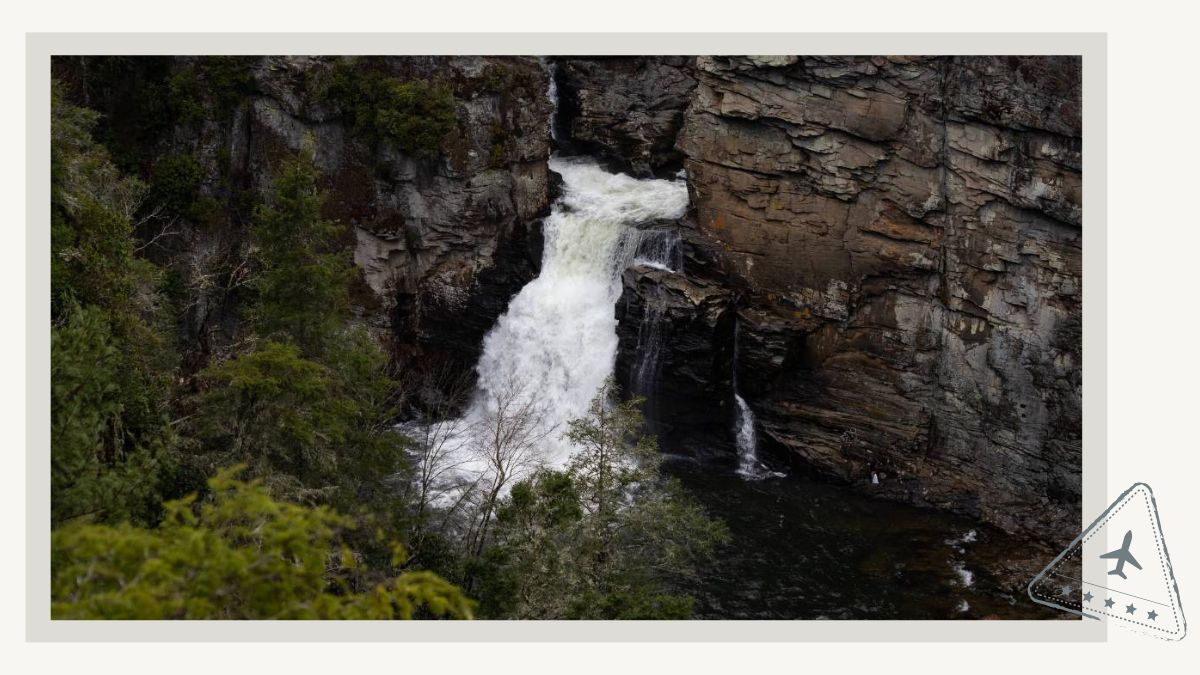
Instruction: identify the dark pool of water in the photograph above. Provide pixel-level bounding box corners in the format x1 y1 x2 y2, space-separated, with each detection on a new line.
660 450 1063 620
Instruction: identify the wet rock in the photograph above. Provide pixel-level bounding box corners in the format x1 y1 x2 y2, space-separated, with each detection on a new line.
556 56 697 177
615 220 734 449
609 56 1081 548
61 55 555 390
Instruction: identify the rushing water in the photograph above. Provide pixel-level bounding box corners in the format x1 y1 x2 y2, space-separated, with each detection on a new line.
544 58 561 144
419 155 1055 619
628 229 681 408
732 394 762 477
430 156 690 489
731 319 780 480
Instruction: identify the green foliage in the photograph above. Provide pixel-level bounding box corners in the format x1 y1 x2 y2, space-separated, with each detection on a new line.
322 61 457 157
51 81 177 526
51 305 163 525
202 57 258 116
250 151 353 356
52 83 148 316
478 381 729 619
50 77 466 618
191 151 409 515
192 341 345 490
167 57 257 125
167 68 205 126
61 57 177 174
149 154 202 214
51 467 474 619
148 153 220 226
476 62 541 97
488 122 511 169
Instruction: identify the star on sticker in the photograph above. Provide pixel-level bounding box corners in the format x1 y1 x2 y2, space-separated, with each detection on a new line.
1104 597 1115 608
1083 591 1094 603
1147 609 1158 621
1126 603 1137 615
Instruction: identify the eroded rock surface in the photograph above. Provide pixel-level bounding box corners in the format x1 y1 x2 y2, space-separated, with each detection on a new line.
556 57 697 177
614 55 1081 547
59 55 554 386
61 54 1083 549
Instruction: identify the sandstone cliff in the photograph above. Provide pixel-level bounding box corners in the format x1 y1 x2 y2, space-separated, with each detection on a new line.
596 56 1082 546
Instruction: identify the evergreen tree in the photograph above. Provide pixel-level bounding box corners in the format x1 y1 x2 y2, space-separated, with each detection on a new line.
249 150 352 359
50 77 467 619
480 381 728 619
52 467 474 619
50 81 175 527
188 149 410 541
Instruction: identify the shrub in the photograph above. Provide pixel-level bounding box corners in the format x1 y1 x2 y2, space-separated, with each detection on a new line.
148 153 219 225
323 61 457 158
167 57 257 125
51 467 474 619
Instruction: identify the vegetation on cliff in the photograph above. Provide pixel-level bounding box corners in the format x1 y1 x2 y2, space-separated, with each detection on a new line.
48 64 724 619
322 61 457 157
51 81 176 527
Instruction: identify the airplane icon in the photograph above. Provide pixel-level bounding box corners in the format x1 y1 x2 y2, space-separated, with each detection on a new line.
1100 529 1143 580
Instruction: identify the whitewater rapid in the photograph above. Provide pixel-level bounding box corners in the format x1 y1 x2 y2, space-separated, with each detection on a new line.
430 156 690 490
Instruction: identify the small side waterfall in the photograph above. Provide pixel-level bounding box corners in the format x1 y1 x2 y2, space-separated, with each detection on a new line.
628 229 681 415
633 228 683 274
733 393 760 477
631 286 666 399
544 58 561 144
732 317 780 480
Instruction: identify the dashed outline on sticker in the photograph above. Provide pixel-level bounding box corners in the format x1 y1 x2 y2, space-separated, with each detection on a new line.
1028 483 1185 639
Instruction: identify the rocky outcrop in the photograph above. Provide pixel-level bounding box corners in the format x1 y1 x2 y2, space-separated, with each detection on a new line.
615 56 1082 547
556 57 696 177
61 53 1083 547
247 56 554 382
615 220 733 448
58 55 554 389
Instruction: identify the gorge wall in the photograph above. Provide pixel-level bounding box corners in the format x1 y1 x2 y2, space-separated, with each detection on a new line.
58 54 1083 549
564 56 1083 547
56 55 553 393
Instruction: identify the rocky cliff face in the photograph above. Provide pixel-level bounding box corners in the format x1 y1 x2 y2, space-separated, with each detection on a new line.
57 55 554 392
60 54 1083 548
556 57 697 177
603 56 1082 546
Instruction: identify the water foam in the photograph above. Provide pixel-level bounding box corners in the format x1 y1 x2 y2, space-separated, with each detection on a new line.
425 156 690 494
732 320 783 480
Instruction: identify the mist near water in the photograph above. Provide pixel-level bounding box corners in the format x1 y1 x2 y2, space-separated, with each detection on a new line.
429 156 689 491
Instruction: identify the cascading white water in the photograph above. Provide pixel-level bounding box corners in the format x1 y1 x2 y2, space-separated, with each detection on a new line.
733 393 761 477
629 229 682 403
431 156 690 491
732 318 781 480
544 58 561 144
633 228 683 274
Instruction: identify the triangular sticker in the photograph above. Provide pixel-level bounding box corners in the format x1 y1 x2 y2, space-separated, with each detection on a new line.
1030 483 1186 639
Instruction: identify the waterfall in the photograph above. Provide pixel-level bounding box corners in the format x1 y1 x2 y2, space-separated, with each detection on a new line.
733 393 761 477
629 228 681 405
633 228 683 274
732 317 780 480
424 156 690 497
631 286 667 400
544 58 561 144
